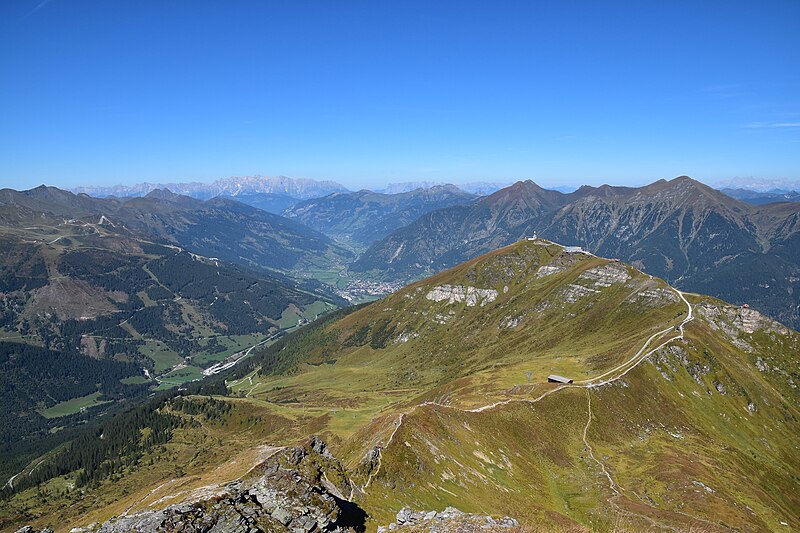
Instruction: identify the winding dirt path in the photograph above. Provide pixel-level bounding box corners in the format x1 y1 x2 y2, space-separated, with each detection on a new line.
582 388 618 495
360 288 701 527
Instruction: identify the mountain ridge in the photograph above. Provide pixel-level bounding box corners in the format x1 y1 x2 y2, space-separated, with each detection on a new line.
71 175 349 201
4 239 797 532
0 185 354 278
354 176 800 328
282 185 478 249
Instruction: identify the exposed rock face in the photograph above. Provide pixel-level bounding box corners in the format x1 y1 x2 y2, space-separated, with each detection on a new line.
80 438 365 533
562 284 599 304
650 345 710 386
556 262 637 305
425 285 498 307
734 308 787 335
535 265 564 278
631 287 679 306
393 331 419 344
697 302 790 345
499 315 523 329
378 507 520 532
578 263 631 287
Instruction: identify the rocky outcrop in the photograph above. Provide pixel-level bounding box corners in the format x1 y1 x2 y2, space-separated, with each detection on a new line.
425 285 498 307
562 283 599 304
650 345 712 386
378 507 520 532
697 303 790 336
578 262 631 288
696 303 792 355
535 265 564 278
79 438 365 533
630 287 679 307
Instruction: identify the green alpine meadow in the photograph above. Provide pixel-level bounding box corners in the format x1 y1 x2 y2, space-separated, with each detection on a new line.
3 239 797 531
2 2 798 531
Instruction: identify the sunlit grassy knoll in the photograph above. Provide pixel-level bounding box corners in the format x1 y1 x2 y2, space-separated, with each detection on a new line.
228 366 421 449
191 333 263 366
37 392 110 419
224 240 690 438
155 365 204 389
138 341 182 373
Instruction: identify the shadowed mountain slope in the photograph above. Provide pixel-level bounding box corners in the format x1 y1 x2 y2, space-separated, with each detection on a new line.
1 185 355 288
0 187 348 486
353 176 800 328
282 185 478 250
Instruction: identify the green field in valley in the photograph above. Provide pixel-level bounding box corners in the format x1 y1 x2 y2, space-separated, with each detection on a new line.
37 392 111 419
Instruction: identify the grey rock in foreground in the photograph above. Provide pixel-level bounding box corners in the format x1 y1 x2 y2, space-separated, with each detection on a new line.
72 437 365 533
378 507 520 532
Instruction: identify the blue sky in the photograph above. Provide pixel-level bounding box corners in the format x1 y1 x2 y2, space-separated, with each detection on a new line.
1 0 798 191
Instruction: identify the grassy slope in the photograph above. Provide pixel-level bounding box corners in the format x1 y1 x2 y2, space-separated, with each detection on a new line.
352 317 798 531
3 240 798 532
36 393 110 419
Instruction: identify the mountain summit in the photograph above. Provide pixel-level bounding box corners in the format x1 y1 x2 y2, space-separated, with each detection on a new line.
354 176 800 328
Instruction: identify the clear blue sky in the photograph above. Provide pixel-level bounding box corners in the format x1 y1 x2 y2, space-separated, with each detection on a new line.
1 0 798 190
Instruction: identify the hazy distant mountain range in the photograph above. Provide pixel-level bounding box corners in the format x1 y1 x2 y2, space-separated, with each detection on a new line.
721 187 800 205
72 175 348 201
378 181 512 195
71 176 514 207
70 177 514 218
713 176 800 192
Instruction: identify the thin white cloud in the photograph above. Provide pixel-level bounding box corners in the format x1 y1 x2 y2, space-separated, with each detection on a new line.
701 84 742 99
25 0 55 18
744 122 800 129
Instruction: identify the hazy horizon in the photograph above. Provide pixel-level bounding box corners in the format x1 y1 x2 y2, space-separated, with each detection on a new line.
13 173 800 196
2 1 798 191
